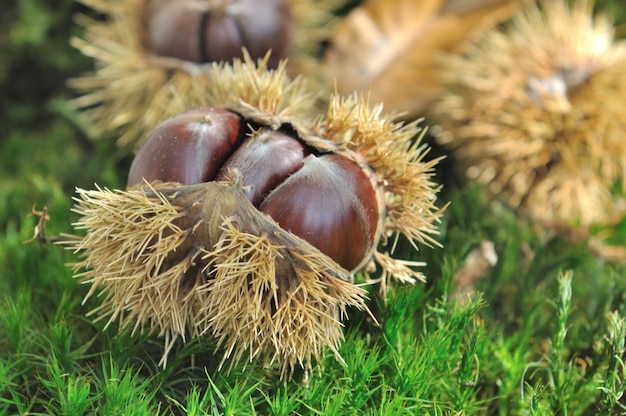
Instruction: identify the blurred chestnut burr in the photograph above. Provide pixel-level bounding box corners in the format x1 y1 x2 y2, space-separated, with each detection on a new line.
62 59 445 376
69 0 346 150
431 0 626 228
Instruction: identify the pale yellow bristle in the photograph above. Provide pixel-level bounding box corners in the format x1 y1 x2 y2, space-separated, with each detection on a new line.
62 185 202 351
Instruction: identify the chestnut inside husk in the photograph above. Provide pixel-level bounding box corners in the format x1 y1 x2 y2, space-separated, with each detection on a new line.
128 105 383 272
63 83 444 376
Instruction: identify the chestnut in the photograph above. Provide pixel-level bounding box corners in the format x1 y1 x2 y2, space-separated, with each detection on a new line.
128 106 244 186
259 154 379 271
147 0 294 68
72 0 347 151
215 128 309 206
128 106 381 272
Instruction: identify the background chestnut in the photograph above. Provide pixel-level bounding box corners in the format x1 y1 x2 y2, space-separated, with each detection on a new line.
147 0 294 68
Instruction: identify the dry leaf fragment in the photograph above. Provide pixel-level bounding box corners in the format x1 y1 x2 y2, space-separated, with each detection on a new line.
451 240 497 301
323 0 521 118
23 204 51 245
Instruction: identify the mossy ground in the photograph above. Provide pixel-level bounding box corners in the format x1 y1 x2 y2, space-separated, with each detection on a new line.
2 0 626 414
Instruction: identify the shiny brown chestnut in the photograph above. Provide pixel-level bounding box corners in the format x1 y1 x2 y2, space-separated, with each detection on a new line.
147 0 294 68
128 105 381 272
127 106 243 186
215 128 309 206
259 154 379 271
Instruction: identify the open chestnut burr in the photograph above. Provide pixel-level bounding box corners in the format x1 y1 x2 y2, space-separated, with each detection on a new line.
63 60 444 376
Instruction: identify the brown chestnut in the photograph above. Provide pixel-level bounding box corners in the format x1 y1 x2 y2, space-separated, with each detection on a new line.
215 128 309 206
147 0 294 68
260 154 379 271
127 105 381 272
128 106 243 186
147 0 203 63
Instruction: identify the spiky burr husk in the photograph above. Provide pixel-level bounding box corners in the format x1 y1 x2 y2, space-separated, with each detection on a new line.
69 0 345 150
65 178 371 372
63 59 444 376
431 0 626 228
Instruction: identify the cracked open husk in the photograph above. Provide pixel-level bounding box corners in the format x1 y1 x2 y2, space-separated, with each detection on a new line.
65 178 371 373
431 0 626 228
62 64 444 376
70 0 346 150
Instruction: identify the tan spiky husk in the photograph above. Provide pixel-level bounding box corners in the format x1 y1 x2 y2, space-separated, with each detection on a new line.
70 0 346 150
63 184 203 364
197 218 368 372
64 178 370 374
431 0 626 227
63 63 444 375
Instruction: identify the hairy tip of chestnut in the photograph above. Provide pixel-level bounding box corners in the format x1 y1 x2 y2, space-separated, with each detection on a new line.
147 0 294 67
215 128 309 206
128 106 243 187
260 154 381 271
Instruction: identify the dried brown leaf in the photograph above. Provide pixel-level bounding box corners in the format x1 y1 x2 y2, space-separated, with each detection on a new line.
451 240 497 302
323 0 522 117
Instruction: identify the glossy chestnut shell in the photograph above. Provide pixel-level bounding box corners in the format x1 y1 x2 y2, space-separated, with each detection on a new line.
128 105 382 271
